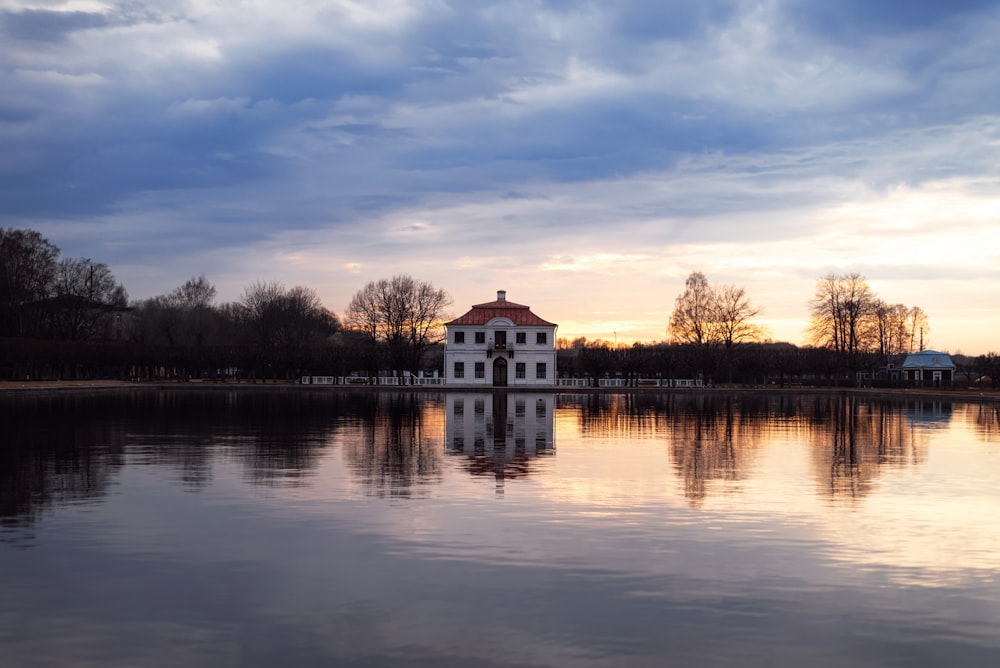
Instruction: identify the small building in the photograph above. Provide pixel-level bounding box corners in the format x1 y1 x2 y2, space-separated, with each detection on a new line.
900 350 955 387
444 290 557 387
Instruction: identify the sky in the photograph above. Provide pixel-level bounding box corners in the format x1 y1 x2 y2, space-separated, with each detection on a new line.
3 0 1000 353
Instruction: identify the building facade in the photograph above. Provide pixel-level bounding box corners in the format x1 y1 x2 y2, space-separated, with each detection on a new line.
899 350 955 387
444 290 557 387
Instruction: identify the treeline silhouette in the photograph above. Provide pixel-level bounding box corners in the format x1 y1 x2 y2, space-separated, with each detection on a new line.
1 226 993 385
0 227 435 381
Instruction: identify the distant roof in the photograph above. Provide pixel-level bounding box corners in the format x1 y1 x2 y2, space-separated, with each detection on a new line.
446 291 556 327
900 350 955 369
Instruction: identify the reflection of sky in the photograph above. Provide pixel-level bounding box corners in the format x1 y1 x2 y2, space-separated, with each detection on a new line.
307 396 1000 586
3 393 1000 665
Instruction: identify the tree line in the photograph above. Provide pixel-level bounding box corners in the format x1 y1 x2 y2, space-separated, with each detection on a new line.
659 270 944 385
1 227 450 381
1 226 996 386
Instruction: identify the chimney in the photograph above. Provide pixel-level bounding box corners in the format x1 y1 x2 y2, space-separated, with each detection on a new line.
497 290 506 302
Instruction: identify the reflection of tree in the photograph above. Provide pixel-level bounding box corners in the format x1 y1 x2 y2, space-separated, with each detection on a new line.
575 391 932 505
810 396 929 500
576 393 767 506
671 397 740 504
106 390 339 488
667 395 771 506
969 402 1000 442
341 392 444 498
1 390 348 539
1 394 126 540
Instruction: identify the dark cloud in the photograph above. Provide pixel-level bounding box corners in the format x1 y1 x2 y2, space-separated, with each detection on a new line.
235 48 415 105
785 0 998 38
2 0 1000 313
1 9 108 42
610 0 741 42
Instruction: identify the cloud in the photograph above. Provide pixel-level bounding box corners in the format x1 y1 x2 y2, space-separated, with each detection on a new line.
1 8 109 42
4 1 1000 350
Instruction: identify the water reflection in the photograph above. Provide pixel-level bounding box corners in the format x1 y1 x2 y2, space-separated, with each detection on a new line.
0 390 350 539
0 395 126 536
3 390 1000 667
810 396 930 499
969 401 1000 440
445 393 554 494
569 392 935 504
2 390 971 526
339 392 444 498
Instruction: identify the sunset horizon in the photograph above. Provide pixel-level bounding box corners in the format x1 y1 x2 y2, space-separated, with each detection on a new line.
4 1 1000 355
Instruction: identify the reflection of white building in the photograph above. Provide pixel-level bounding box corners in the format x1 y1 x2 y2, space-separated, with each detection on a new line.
903 400 954 428
444 290 557 387
445 393 555 491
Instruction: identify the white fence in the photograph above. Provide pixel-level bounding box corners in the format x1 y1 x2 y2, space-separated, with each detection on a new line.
300 375 444 386
556 378 704 388
303 376 700 388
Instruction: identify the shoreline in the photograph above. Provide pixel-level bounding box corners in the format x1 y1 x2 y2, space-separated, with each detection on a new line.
2 379 999 403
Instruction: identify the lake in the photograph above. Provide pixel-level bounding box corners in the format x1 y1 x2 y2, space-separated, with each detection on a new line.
2 389 999 667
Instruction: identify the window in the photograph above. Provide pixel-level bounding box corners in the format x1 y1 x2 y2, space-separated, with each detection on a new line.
454 362 464 379
475 362 485 379
536 332 547 345
475 331 486 344
453 400 463 415
515 362 525 379
536 362 547 379
494 331 507 348
516 331 526 344
454 331 465 344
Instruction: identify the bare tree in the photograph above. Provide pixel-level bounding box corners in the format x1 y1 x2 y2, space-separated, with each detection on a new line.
174 275 218 346
668 273 764 349
908 306 930 352
0 228 60 336
171 275 216 309
407 278 452 369
870 300 912 357
46 258 128 340
667 272 765 385
345 280 381 344
668 271 715 346
713 284 764 352
279 285 338 349
345 274 451 374
808 272 873 355
133 276 221 346
238 281 286 351
238 281 337 352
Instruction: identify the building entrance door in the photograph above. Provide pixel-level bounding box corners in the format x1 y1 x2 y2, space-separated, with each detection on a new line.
492 357 508 387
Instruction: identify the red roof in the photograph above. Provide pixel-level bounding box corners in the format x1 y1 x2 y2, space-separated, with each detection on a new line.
447 298 556 327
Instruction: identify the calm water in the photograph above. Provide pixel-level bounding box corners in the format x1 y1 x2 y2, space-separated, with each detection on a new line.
2 389 1000 667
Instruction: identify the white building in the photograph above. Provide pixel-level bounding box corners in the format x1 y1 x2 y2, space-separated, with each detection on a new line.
444 290 557 387
899 350 955 387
